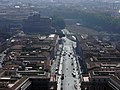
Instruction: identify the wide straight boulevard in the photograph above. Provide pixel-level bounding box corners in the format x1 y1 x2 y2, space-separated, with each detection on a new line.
57 29 82 90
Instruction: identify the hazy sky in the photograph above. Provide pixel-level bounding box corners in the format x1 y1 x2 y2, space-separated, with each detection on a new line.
1 0 120 4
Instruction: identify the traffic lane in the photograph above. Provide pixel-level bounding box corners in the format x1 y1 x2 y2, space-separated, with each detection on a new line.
62 56 75 90
62 47 75 90
66 41 81 89
63 29 82 89
62 36 79 90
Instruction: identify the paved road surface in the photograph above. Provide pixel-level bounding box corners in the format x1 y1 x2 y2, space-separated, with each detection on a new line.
53 29 82 90
61 36 81 90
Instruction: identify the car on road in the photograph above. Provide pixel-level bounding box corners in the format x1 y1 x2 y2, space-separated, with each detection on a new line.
4 51 7 54
62 53 65 56
68 54 70 57
74 84 77 89
77 68 79 71
71 63 73 66
55 70 58 74
72 72 76 77
56 68 58 71
61 74 64 80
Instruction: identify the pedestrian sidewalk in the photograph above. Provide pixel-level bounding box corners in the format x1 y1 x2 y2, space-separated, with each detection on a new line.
57 51 64 90
73 54 81 90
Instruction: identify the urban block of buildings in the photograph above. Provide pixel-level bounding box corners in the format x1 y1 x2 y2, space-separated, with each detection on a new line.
22 13 55 34
0 33 59 90
79 35 120 90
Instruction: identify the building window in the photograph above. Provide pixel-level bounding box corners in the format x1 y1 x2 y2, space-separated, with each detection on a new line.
39 67 42 69
85 87 89 90
41 61 44 64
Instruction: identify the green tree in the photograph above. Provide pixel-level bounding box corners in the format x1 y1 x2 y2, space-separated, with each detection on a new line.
51 15 66 29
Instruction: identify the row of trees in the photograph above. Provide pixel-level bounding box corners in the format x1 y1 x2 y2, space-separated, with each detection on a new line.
48 7 120 33
78 11 120 33
51 15 66 29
